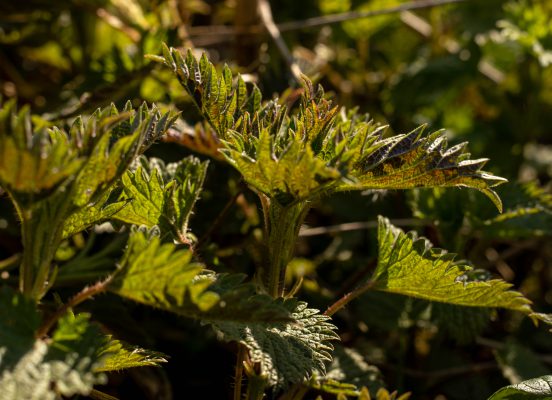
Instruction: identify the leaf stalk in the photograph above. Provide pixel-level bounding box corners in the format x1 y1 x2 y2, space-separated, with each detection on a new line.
36 275 111 338
324 280 376 317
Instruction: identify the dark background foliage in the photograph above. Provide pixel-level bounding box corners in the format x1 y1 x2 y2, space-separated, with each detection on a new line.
0 0 551 398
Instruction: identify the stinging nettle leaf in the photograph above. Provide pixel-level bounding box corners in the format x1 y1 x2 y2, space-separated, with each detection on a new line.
7 102 176 299
488 375 552 399
62 194 128 239
371 217 550 324
113 155 208 243
108 229 292 323
342 126 507 212
95 338 167 372
211 299 340 390
0 101 84 203
69 102 177 209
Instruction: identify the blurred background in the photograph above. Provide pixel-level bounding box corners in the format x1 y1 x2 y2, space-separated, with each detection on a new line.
0 0 551 399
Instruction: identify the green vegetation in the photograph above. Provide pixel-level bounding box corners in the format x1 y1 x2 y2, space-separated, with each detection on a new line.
0 0 551 399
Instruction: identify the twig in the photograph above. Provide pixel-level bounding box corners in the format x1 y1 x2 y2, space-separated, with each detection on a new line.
36 276 112 338
96 8 141 42
187 0 465 41
257 0 302 82
299 218 429 237
277 0 465 32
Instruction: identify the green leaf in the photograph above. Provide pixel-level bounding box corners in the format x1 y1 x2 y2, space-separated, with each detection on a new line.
114 159 167 227
0 286 107 399
59 102 176 237
96 339 167 372
223 127 341 205
212 299 339 389
113 156 208 242
371 217 549 324
0 101 175 212
342 126 507 212
0 101 84 204
108 228 292 323
69 102 177 209
62 193 127 239
488 375 552 399
154 45 259 140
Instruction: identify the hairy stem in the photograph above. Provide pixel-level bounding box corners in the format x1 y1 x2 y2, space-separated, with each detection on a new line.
244 373 268 400
324 280 376 317
263 200 309 298
19 196 72 300
36 276 111 338
234 344 246 400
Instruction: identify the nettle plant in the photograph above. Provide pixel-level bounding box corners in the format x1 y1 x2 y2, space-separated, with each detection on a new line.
0 46 551 400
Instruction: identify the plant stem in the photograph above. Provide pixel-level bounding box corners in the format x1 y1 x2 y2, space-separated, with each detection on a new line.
263 200 309 298
324 280 376 317
245 373 268 400
36 276 111 338
234 344 246 400
19 195 72 300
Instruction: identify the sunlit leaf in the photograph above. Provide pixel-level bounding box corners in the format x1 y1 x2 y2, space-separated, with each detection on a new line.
212 300 339 389
108 228 292 323
342 126 507 212
488 375 552 399
113 156 208 242
96 339 167 372
371 217 549 324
